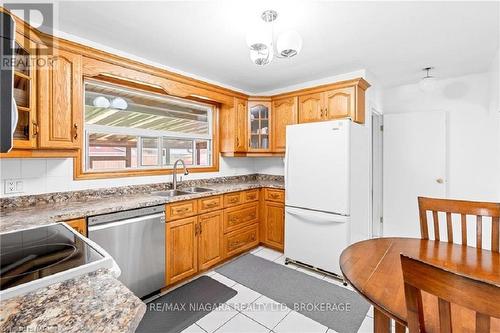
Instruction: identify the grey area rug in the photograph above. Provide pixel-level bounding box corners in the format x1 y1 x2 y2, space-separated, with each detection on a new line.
217 254 370 333
136 276 237 333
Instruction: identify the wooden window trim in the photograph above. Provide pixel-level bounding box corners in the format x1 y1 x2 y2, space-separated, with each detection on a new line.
74 82 220 180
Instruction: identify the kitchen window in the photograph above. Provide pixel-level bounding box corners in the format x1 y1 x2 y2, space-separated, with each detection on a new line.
82 80 215 174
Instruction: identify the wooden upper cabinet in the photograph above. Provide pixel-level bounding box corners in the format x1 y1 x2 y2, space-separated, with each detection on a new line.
248 100 271 152
235 98 248 151
298 93 323 123
323 87 355 120
272 97 298 152
297 79 369 125
13 33 37 149
220 97 247 154
38 49 82 149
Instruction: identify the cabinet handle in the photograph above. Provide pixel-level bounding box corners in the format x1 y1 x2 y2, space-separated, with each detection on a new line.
32 122 38 137
320 109 324 118
73 123 78 140
174 207 190 213
205 202 218 208
229 197 239 203
199 222 202 234
270 193 280 199
236 137 240 147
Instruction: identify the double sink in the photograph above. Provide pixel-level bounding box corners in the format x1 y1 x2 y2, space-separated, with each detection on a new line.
151 186 214 197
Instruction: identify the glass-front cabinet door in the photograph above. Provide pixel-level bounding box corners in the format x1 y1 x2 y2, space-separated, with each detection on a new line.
13 33 37 149
248 101 271 151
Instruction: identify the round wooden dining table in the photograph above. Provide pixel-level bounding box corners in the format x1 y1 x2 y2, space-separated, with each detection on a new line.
340 238 500 333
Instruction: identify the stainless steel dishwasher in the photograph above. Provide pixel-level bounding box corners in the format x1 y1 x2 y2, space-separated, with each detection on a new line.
88 205 165 298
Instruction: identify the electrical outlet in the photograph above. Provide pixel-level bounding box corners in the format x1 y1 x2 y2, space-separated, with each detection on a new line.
4 179 23 194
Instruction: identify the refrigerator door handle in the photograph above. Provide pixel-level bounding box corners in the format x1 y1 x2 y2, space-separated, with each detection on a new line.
286 207 349 223
284 144 290 200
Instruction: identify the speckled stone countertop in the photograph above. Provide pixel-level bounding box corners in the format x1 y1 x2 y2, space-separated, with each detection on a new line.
0 175 283 333
0 269 146 333
0 178 284 234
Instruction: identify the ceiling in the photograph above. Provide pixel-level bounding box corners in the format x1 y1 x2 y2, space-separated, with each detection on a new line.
53 1 499 94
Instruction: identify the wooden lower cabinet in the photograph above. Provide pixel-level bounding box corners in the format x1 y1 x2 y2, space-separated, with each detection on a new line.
223 202 259 233
64 218 87 236
198 211 224 271
262 202 285 251
166 216 198 285
224 223 259 258
165 189 282 285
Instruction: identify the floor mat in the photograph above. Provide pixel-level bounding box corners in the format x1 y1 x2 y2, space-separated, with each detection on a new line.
216 254 370 333
136 275 237 333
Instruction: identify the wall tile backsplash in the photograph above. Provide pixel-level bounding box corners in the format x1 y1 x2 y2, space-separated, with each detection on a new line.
0 157 284 197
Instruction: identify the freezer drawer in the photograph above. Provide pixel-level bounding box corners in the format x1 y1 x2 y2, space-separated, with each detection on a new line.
89 210 165 298
284 206 350 275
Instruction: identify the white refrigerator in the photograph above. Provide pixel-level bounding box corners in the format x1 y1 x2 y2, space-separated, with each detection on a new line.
284 119 369 277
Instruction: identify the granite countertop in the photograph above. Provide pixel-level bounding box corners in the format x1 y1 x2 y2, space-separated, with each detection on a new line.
0 176 283 333
0 269 146 333
0 180 284 234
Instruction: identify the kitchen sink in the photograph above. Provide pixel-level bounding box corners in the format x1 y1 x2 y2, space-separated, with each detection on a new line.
182 187 214 193
151 190 192 197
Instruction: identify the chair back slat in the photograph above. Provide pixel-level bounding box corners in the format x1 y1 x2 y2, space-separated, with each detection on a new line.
432 210 440 241
446 212 453 243
461 214 468 245
492 217 499 252
419 204 430 239
401 254 500 333
418 197 500 252
477 215 483 249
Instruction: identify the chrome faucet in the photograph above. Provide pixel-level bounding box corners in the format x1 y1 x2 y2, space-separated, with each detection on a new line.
172 159 189 190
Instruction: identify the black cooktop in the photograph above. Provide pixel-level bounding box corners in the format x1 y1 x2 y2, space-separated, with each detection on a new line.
0 224 104 290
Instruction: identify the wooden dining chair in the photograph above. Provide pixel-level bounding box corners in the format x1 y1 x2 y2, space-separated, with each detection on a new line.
417 197 500 251
400 254 500 333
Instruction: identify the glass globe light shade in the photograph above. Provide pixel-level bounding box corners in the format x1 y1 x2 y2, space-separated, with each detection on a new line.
419 76 438 92
93 96 110 108
276 31 302 58
250 48 273 66
111 97 128 110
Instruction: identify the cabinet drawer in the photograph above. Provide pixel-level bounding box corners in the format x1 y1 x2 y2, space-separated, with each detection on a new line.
224 223 259 258
198 195 223 214
244 189 259 203
264 188 285 203
166 200 198 221
223 202 259 233
223 192 244 207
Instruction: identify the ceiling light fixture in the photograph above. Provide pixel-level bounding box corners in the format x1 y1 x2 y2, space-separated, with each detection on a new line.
419 67 438 92
246 9 302 66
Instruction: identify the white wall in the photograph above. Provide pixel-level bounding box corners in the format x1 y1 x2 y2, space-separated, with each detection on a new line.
0 157 263 197
489 48 499 114
383 72 500 202
253 157 284 176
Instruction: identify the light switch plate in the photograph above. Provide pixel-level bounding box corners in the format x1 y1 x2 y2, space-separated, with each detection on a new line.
4 179 23 194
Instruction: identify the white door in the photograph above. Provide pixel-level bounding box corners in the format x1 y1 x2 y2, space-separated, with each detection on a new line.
383 111 447 238
285 120 350 215
284 207 349 275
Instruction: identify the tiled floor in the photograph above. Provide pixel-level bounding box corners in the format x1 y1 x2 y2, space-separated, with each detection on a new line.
181 247 376 333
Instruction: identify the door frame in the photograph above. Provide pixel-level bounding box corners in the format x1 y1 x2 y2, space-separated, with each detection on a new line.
371 109 383 237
